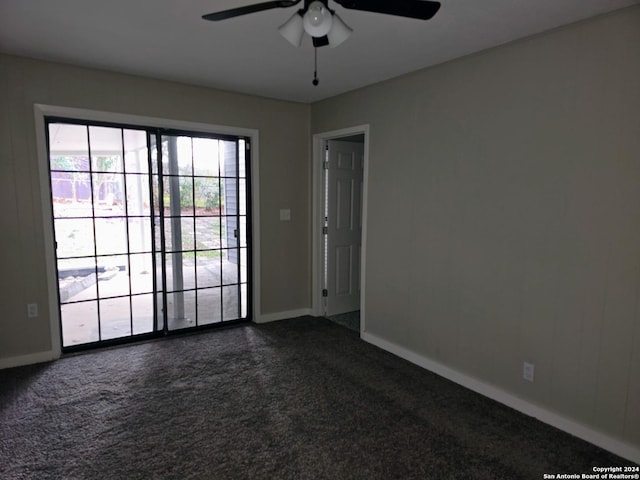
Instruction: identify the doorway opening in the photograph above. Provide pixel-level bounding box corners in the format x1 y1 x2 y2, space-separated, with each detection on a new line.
312 126 369 334
46 118 252 352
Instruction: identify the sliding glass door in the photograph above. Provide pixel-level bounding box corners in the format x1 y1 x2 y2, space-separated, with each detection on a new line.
47 119 251 351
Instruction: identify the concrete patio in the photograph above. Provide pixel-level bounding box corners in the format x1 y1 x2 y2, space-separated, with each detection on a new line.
60 258 246 347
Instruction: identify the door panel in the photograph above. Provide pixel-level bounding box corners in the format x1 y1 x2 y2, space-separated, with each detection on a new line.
160 134 248 330
326 139 364 316
48 122 157 349
335 245 353 295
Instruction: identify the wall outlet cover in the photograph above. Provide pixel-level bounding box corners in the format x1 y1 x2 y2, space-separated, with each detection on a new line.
523 362 535 382
27 303 39 318
279 209 291 221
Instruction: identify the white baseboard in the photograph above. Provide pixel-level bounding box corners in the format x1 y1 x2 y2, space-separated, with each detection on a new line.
0 350 59 370
362 331 640 464
255 308 313 324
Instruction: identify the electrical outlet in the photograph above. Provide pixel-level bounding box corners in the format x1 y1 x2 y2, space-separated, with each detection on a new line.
279 208 291 221
27 303 39 318
523 362 535 382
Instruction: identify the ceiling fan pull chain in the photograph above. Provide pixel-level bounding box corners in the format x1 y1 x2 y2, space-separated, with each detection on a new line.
313 47 319 86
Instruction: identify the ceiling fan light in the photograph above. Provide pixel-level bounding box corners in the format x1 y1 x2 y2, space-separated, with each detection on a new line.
278 12 305 47
327 13 352 48
303 1 333 37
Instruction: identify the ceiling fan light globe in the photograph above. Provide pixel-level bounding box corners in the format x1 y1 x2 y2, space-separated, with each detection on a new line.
327 13 352 47
278 12 305 47
303 1 333 37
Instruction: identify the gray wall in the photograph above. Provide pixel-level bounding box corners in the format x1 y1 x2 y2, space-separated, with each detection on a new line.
0 54 310 360
311 7 640 449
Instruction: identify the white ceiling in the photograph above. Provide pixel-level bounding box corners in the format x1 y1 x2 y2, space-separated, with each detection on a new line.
1 0 638 103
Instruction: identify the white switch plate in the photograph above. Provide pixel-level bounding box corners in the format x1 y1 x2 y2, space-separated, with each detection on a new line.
523 362 535 382
27 303 39 318
279 209 291 221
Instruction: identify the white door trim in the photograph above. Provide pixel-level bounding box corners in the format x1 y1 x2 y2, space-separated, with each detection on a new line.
34 104 261 357
311 125 369 334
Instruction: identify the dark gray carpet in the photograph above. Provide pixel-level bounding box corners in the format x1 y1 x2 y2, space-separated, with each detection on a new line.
0 316 635 479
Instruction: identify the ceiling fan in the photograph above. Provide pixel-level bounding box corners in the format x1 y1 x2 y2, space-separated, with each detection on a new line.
203 0 441 85
203 0 441 48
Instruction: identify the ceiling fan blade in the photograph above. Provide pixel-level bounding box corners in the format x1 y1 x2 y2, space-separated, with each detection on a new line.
333 0 441 20
203 0 302 21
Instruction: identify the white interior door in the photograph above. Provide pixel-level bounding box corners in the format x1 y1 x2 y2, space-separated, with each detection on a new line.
325 139 364 316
